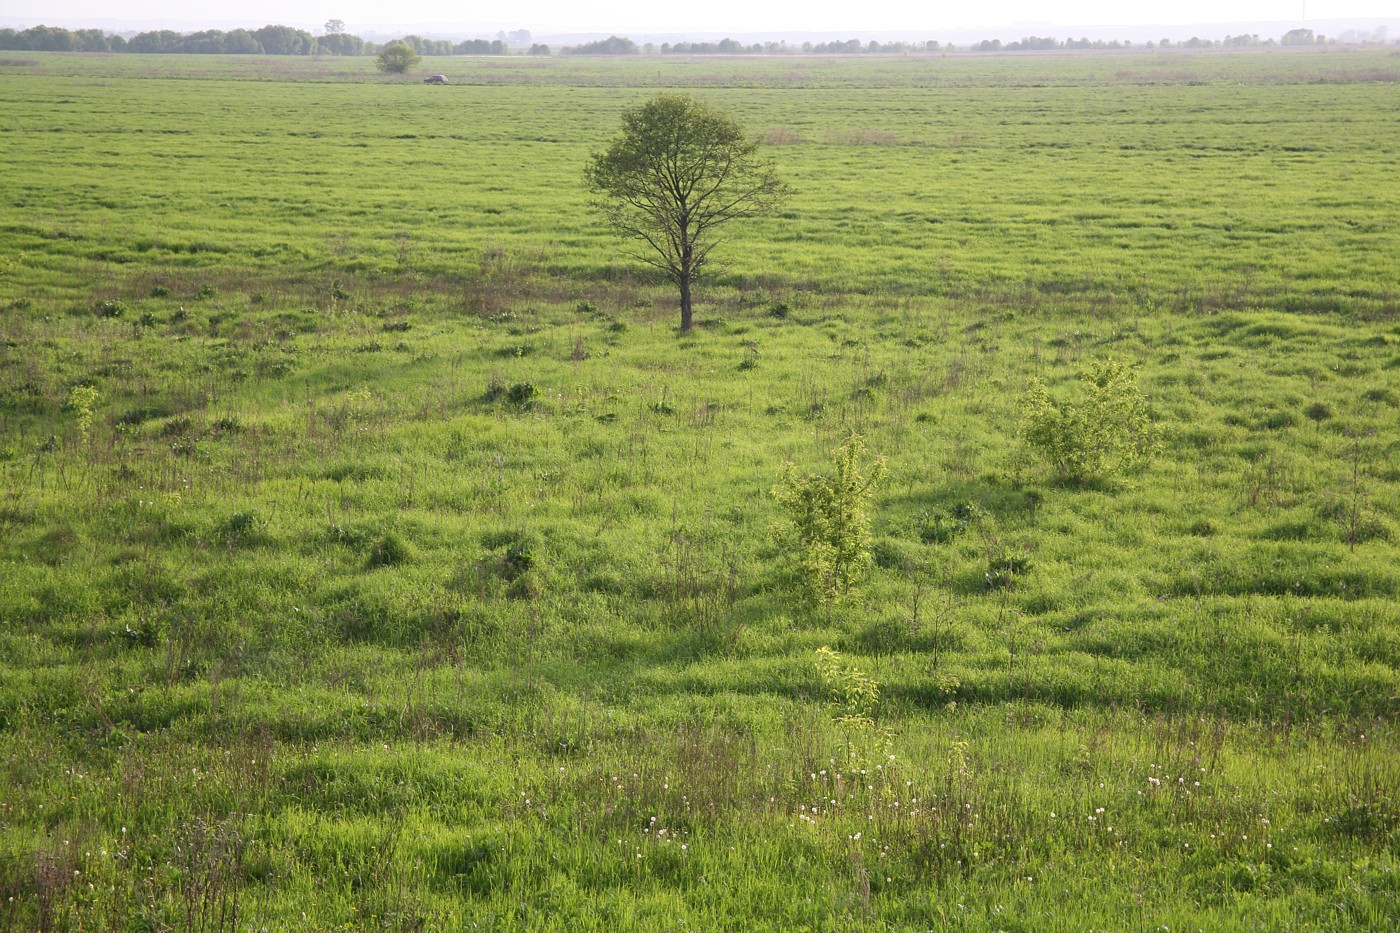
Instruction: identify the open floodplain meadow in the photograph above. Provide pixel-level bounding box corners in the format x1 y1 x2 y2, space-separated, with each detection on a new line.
0 48 1398 929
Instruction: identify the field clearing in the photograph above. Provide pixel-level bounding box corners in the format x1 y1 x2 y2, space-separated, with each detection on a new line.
0 51 1397 929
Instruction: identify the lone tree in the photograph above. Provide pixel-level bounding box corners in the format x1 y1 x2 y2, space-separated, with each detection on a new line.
585 94 787 332
376 42 421 74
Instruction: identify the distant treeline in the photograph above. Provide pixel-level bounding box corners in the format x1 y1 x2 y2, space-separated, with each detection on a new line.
0 24 510 55
972 29 1357 51
0 23 1389 56
525 30 1387 55
562 36 946 55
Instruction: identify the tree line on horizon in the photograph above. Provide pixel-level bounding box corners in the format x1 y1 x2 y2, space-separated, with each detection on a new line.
0 23 1390 57
0 24 512 56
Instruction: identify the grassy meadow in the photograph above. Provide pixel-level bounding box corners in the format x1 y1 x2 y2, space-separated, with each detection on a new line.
0 49 1398 929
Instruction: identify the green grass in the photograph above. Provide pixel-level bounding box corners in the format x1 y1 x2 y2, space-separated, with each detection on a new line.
0 50 1397 930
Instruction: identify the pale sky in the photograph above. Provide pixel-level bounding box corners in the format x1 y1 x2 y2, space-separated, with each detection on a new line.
4 0 1394 33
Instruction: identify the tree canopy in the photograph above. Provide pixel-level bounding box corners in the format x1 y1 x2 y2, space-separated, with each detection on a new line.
584 94 787 331
376 43 422 74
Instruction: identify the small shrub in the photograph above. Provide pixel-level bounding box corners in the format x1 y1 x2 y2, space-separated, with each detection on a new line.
67 385 100 446
150 284 170 298
160 416 194 438
773 435 886 604
815 645 880 723
121 616 166 647
985 545 1032 590
96 298 126 318
737 340 760 371
814 646 890 768
485 379 537 408
211 415 243 436
502 544 534 581
223 511 259 536
217 510 263 545
1303 401 1333 425
1020 360 1159 483
917 501 984 544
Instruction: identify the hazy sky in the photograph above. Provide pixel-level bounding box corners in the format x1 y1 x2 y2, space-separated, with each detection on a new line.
7 1 1394 32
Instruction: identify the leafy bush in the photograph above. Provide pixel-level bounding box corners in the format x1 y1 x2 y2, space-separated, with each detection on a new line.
1303 401 1333 424
984 545 1032 590
1020 360 1159 483
814 645 880 725
814 646 890 768
772 435 886 603
211 415 243 436
376 43 421 74
917 501 984 544
121 616 166 647
67 385 100 445
218 510 262 544
502 545 533 581
484 379 537 408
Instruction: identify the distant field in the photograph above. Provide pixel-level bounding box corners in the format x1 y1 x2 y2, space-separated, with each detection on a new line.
2 46 1399 86
0 51 1396 930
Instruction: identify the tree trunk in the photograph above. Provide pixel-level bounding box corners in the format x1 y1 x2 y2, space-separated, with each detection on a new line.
679 272 693 332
